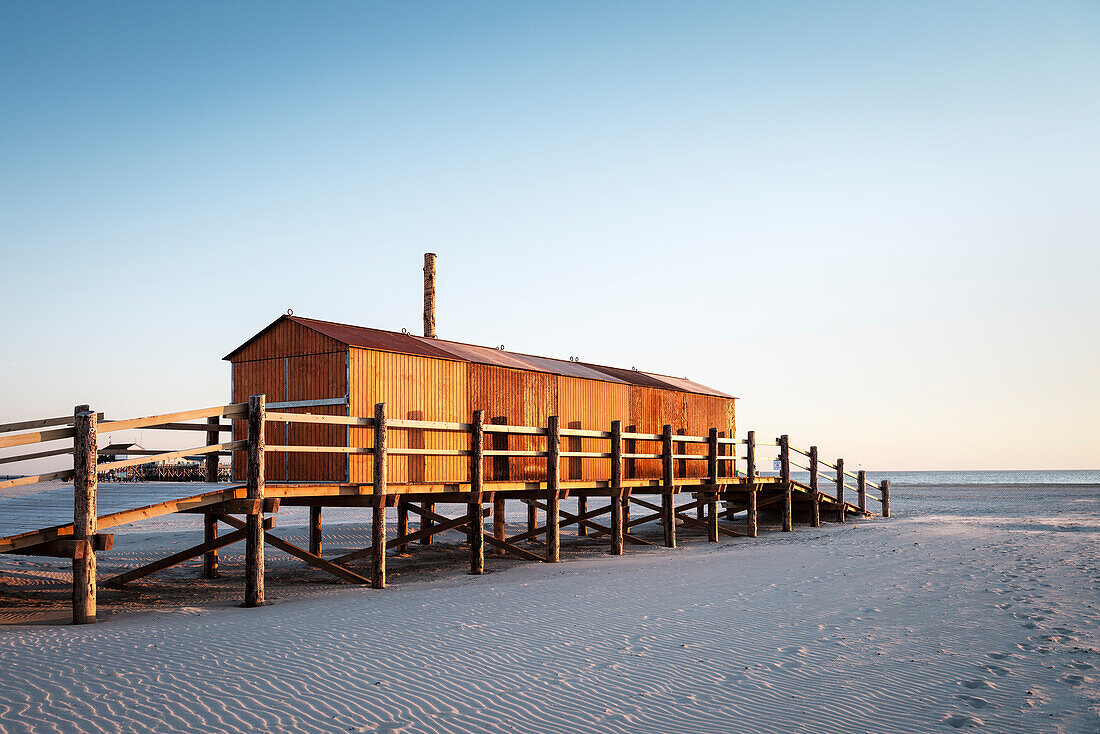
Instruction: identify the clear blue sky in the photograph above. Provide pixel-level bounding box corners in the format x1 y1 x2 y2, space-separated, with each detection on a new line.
1 1 1097 469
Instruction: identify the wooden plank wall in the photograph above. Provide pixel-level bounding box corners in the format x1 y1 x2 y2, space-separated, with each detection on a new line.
231 318 345 361
348 349 467 484
557 377 629 480
467 364 556 481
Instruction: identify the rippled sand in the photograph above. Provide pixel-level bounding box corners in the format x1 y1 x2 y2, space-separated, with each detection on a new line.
0 484 1097 733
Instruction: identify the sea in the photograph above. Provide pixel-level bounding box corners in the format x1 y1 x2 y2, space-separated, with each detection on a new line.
785 469 1100 486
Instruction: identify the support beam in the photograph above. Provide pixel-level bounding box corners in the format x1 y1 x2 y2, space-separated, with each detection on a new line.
309 506 322 556
469 410 485 575
881 479 891 518
746 430 756 481
244 395 266 607
372 402 387 589
72 406 97 625
107 518 274 587
204 416 220 482
493 495 505 556
610 420 624 556
420 502 434 546
661 424 676 548
546 416 561 563
216 515 369 585
857 469 867 513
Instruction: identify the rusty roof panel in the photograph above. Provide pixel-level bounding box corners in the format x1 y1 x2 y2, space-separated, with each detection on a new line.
227 315 732 398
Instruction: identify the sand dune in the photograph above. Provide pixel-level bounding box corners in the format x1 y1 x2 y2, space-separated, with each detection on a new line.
0 485 1098 732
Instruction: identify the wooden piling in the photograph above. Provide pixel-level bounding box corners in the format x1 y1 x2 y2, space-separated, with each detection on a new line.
244 394 266 607
881 479 891 518
706 428 719 542
396 501 409 553
835 458 845 523
779 434 792 532
469 411 485 574
746 430 756 480
309 506 322 556
610 420 624 556
747 488 758 538
493 495 505 555
809 445 821 528
857 470 867 513
371 402 387 589
420 502 434 546
661 424 676 548
546 416 560 563
202 415 220 578
72 406 97 625
578 495 588 536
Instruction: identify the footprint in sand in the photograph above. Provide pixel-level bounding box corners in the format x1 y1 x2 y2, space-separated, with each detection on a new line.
960 679 993 690
1061 674 1085 687
986 652 1010 660
1071 662 1094 670
983 664 1009 676
956 695 990 709
943 714 983 728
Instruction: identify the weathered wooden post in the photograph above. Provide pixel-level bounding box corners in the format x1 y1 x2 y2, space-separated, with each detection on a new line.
746 430 756 480
371 403 387 589
661 424 676 548
396 502 409 553
624 424 636 528
809 445 821 528
546 416 561 563
72 406 97 625
610 420 624 556
309 506 323 556
706 428 719 542
746 487 758 538
857 470 867 513
244 394 266 607
835 458 846 523
881 479 891 518
202 416 220 578
779 434 792 532
469 410 485 574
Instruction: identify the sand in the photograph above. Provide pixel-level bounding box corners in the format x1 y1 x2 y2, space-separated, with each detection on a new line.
0 483 1097 733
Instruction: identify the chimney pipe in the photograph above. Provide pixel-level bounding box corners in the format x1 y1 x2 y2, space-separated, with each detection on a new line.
423 253 437 338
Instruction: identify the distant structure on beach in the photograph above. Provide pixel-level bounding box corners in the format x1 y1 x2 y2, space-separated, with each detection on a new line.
224 254 735 484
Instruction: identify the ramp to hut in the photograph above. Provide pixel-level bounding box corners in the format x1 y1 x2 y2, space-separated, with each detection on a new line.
0 483 246 554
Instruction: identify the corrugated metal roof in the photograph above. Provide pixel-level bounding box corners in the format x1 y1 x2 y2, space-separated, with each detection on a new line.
227 315 733 398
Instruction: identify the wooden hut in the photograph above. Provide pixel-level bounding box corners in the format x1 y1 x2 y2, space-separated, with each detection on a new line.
225 315 735 485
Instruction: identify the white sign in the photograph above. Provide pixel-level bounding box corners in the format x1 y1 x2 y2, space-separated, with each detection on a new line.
773 459 782 472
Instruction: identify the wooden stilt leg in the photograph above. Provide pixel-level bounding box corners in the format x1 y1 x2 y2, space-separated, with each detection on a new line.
707 428 719 543
309 506 322 556
372 403 387 589
661 424 676 548
396 501 409 553
812 494 821 527
577 496 587 536
610 420 624 556
493 495 505 556
421 502 434 545
203 513 219 578
747 489 758 538
782 485 793 532
470 411 485 574
244 394 266 607
72 406 97 624
546 416 560 563
836 458 846 523
527 500 536 540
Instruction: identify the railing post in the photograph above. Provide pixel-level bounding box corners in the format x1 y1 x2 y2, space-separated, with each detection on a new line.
809 445 820 528
371 403 387 589
546 416 561 563
661 424 676 548
881 479 891 518
244 394 266 607
72 405 97 625
746 430 756 480
857 469 867 513
706 428 719 542
610 420 624 556
202 415 220 578
835 458 845 523
778 434 792 531
469 410 485 574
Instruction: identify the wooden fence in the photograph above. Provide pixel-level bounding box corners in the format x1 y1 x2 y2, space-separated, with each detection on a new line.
0 395 889 624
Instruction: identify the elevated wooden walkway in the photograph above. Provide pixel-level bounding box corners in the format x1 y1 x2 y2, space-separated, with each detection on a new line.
0 398 889 624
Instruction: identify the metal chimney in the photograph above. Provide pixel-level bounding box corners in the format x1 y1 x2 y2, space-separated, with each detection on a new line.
423 253 437 338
